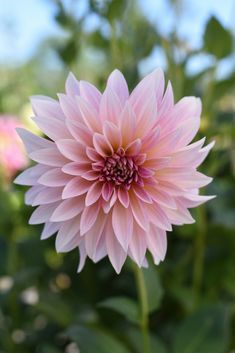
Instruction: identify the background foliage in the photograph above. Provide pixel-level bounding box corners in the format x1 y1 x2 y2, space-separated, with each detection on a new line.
0 1 235 352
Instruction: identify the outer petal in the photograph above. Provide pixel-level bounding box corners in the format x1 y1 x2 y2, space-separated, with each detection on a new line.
16 128 53 154
80 202 100 235
99 87 122 125
50 197 84 222
65 72 80 96
107 69 129 104
112 202 133 250
30 96 65 121
79 80 101 112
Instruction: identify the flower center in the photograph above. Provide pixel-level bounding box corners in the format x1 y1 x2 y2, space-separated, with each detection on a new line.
99 151 138 189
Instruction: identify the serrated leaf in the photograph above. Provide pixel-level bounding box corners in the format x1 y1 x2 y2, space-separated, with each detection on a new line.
173 305 230 353
67 325 131 353
204 16 233 59
98 296 139 324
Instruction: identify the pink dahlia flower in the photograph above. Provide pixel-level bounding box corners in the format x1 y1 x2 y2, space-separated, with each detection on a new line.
15 69 214 273
0 116 27 181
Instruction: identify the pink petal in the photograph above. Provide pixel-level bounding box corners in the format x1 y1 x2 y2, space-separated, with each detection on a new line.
86 147 101 161
118 187 129 208
129 192 149 231
120 102 136 147
125 139 141 156
82 170 99 181
158 81 174 119
146 226 167 263
62 162 90 176
102 182 113 201
14 164 49 185
56 217 81 252
99 87 122 125
107 69 129 104
85 181 102 206
62 177 91 198
56 231 81 252
105 219 127 274
129 223 147 267
79 80 101 112
65 72 80 96
135 93 157 137
33 187 63 205
77 242 87 273
84 211 106 259
58 94 83 123
16 128 53 153
132 184 152 203
30 96 65 121
29 147 68 167
38 168 72 187
80 202 100 235
77 96 102 132
93 133 113 157
50 197 84 222
41 222 61 240
146 186 177 209
147 202 172 231
25 185 45 205
103 121 122 150
112 202 133 250
144 157 171 170
33 116 71 141
29 201 61 224
66 120 92 146
56 139 87 162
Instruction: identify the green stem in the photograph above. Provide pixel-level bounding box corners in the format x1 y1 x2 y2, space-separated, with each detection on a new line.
133 264 151 353
193 205 207 307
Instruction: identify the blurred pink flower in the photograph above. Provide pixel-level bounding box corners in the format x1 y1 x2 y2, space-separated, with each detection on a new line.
0 116 27 181
15 69 215 273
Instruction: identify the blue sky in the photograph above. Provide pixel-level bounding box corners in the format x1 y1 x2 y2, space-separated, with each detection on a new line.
0 0 234 67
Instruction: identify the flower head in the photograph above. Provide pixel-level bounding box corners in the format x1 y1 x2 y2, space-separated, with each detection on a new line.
0 116 27 181
15 69 214 273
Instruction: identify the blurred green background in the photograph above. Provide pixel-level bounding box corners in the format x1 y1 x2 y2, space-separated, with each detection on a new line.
0 0 235 352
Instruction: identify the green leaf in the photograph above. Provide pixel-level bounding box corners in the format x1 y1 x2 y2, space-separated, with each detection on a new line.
204 16 233 59
98 296 139 324
127 327 167 353
173 305 230 353
142 263 164 313
67 326 131 353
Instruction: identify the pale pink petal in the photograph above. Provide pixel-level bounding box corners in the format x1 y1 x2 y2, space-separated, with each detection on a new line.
129 192 149 231
132 184 152 204
129 223 147 267
118 187 129 208
112 202 133 250
147 202 172 231
146 226 167 263
125 139 141 156
30 96 65 121
102 182 113 201
65 72 80 96
16 128 53 153
14 164 49 185
38 168 72 187
93 133 113 157
80 202 100 235
79 80 101 112
99 87 122 125
77 242 87 273
103 121 122 150
66 120 93 146
86 147 101 161
50 197 84 222
58 94 83 123
25 185 45 205
30 147 68 167
107 69 129 104
29 201 61 224
62 161 90 176
105 219 127 274
41 222 61 240
62 177 91 198
33 187 63 205
56 139 87 162
56 217 81 252
84 211 106 259
32 116 71 141
85 181 102 206
77 96 102 132
120 102 136 147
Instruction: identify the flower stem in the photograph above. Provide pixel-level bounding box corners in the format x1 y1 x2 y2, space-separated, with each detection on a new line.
133 263 151 353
